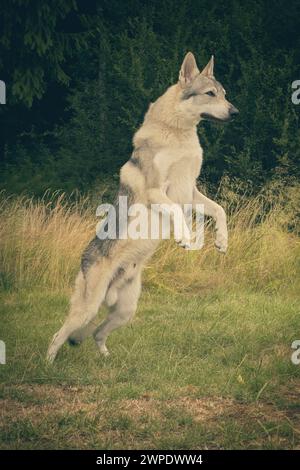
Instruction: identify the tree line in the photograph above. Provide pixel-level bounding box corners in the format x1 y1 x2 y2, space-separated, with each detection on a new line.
0 0 299 196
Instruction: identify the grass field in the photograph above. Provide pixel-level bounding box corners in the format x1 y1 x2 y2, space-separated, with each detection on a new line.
0 183 300 449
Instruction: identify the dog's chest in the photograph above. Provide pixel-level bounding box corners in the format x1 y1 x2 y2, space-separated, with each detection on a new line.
154 141 203 204
154 141 203 181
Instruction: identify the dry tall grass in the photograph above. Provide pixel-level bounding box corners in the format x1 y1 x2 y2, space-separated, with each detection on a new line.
0 181 299 294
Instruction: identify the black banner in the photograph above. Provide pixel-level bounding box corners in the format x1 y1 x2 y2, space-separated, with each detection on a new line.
0 450 298 467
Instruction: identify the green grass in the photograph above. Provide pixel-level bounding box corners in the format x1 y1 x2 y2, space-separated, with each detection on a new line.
1 285 299 449
0 185 299 449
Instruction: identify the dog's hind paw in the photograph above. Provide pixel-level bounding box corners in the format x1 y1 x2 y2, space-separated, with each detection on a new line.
46 349 56 364
96 342 110 357
100 346 110 357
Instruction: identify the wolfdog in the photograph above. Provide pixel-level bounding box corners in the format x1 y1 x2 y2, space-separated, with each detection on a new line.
47 52 238 362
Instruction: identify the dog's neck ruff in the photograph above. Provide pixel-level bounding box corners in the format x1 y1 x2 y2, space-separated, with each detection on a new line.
147 84 200 131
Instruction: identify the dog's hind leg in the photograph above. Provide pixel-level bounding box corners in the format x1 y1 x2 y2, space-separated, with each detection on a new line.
67 265 133 346
46 259 112 363
93 268 142 356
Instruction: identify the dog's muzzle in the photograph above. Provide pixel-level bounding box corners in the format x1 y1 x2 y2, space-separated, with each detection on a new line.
229 105 239 117
201 105 239 123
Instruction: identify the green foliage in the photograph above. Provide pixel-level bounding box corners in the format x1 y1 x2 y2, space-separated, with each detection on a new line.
0 0 300 193
0 0 85 106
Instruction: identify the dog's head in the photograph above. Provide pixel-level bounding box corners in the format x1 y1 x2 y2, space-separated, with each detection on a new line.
177 52 239 124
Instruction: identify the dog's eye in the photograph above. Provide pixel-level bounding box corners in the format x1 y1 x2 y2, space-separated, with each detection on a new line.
205 91 215 97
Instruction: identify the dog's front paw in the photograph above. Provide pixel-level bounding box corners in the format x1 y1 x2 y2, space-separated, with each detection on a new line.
176 235 192 250
174 224 192 250
215 232 228 254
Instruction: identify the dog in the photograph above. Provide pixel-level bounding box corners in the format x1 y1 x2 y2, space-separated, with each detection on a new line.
47 52 238 362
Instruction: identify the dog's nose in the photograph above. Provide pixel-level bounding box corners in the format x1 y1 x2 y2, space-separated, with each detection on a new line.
229 105 239 116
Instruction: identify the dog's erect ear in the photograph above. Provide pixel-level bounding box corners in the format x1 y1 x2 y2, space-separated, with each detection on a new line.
179 52 200 87
200 55 214 77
